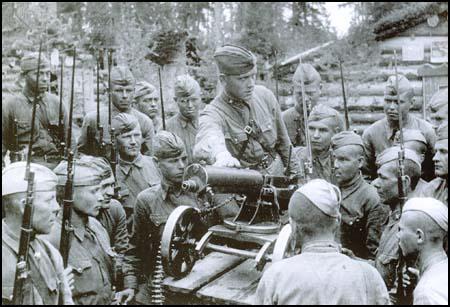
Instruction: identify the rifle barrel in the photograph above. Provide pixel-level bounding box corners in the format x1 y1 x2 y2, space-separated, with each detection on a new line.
298 57 313 177
158 66 166 130
58 55 64 146
65 48 76 157
339 58 350 130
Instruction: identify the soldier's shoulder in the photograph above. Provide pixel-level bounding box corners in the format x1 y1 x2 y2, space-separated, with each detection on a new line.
136 184 163 205
165 114 179 128
108 199 127 215
362 118 386 137
254 85 277 105
44 92 59 104
2 93 25 108
130 108 152 123
282 107 297 119
411 115 435 133
360 180 380 199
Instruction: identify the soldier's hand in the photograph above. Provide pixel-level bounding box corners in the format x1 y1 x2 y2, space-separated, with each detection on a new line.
214 151 241 168
403 267 419 287
63 266 75 291
114 288 135 305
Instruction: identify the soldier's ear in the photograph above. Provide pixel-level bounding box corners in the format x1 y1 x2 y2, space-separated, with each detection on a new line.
416 228 425 244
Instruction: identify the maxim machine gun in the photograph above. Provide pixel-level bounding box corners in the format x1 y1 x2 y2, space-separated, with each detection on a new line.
161 164 299 278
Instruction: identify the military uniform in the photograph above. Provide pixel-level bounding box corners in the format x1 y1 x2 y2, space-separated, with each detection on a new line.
97 199 129 255
414 254 448 305
166 114 198 164
282 106 306 147
294 146 333 182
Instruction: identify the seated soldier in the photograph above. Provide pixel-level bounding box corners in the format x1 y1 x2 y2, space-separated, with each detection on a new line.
294 104 344 183
427 88 448 131
398 198 448 305
255 179 389 305
331 131 387 260
133 81 162 132
2 162 73 305
372 146 422 295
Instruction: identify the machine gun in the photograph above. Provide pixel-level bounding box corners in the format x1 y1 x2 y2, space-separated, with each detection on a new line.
161 164 299 278
298 57 313 181
12 40 42 305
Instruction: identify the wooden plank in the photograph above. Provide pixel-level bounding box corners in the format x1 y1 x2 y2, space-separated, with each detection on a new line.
322 81 423 97
197 259 271 305
163 252 244 294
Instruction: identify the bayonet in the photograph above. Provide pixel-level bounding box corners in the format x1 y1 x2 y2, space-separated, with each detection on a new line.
338 57 350 130
158 66 166 130
298 57 313 181
58 54 65 157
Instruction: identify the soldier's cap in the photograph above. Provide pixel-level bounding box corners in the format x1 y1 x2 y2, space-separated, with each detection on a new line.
112 113 141 136
174 74 201 98
20 52 51 74
291 179 341 218
436 122 448 141
134 81 156 100
376 146 422 169
54 159 108 187
331 131 364 150
154 131 186 160
393 129 427 146
2 162 57 196
428 88 448 112
111 65 135 86
214 44 257 76
384 74 414 98
293 63 321 91
403 197 448 232
78 155 112 180
308 104 344 131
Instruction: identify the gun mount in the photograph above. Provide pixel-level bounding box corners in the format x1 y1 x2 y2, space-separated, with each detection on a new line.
161 164 298 278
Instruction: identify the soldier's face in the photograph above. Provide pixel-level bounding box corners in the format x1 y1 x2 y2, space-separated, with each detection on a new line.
428 107 448 130
73 184 104 217
175 95 201 120
158 153 188 184
397 213 420 259
433 140 448 177
112 83 135 111
372 163 398 204
31 191 60 234
100 175 115 209
383 94 412 123
135 96 159 119
117 127 142 161
332 145 363 185
25 67 50 94
308 118 336 153
222 68 256 101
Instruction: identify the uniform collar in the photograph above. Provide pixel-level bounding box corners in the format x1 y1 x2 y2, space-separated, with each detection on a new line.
340 172 364 199
302 240 341 254
177 113 198 129
22 87 44 104
220 90 251 109
420 251 447 275
386 206 402 226
119 154 144 175
384 114 412 139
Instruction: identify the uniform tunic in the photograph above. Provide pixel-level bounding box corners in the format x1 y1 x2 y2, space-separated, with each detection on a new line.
194 86 299 175
362 115 436 180
255 240 390 305
77 104 155 158
166 113 198 164
294 146 334 183
414 252 448 305
123 182 201 303
337 174 388 259
282 105 306 147
2 221 74 305
420 177 448 206
42 216 115 305
2 91 75 169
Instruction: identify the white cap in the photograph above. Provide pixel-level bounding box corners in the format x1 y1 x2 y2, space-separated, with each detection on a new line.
403 197 448 232
295 179 342 218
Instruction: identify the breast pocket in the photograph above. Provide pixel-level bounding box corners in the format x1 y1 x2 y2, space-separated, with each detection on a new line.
70 258 97 295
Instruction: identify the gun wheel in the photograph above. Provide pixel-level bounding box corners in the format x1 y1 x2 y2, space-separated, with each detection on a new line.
272 224 297 262
161 206 205 278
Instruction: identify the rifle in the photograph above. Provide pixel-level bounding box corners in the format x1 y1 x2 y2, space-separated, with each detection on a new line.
12 40 42 305
96 49 105 155
338 57 350 131
274 48 279 104
158 66 166 130
10 119 21 162
298 57 313 181
59 47 77 272
57 54 65 157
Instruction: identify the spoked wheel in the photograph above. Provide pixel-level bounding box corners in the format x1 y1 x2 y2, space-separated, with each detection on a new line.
272 224 298 262
161 206 206 278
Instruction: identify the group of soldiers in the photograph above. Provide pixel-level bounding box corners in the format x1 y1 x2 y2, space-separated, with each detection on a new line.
2 43 448 305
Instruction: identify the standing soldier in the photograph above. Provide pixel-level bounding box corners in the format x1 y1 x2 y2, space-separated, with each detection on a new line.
255 179 389 305
77 65 155 157
398 197 448 305
2 53 75 169
371 146 422 295
427 88 448 131
362 75 436 180
294 104 344 182
282 63 321 147
133 81 163 132
2 162 74 305
42 159 116 305
330 131 387 260
194 44 299 177
113 113 161 229
166 75 202 164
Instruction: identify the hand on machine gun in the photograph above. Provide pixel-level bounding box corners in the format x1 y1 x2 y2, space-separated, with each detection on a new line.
213 151 241 168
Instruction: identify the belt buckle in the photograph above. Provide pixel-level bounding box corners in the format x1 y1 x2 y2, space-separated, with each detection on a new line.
244 125 253 135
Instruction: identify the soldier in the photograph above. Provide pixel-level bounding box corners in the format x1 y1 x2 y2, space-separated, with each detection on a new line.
255 179 389 305
427 88 448 131
118 131 203 304
282 63 321 147
194 44 299 177
371 146 422 293
166 74 202 164
2 162 74 304
133 81 163 132
77 65 155 157
398 197 448 305
362 75 436 181
330 131 387 260
2 53 75 169
42 159 115 305
113 113 162 229
420 122 448 206
294 104 344 182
